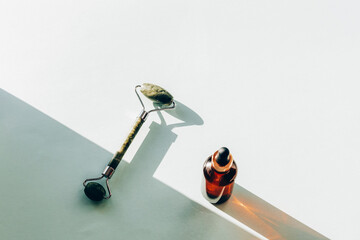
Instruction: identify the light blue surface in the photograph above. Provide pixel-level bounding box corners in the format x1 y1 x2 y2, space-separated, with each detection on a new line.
0 89 260 240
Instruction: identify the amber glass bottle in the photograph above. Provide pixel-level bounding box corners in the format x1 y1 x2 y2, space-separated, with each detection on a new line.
203 147 237 204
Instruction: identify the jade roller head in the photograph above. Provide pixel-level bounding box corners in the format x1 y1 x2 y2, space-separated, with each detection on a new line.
140 83 173 105
83 83 175 201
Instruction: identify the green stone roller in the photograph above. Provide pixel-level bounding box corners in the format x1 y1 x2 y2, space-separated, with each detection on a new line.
83 83 175 201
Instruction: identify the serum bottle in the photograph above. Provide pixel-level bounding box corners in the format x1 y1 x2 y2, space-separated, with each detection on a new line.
203 147 237 204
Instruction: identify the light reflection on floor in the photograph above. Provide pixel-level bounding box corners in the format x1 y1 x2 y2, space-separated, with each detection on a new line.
217 186 329 240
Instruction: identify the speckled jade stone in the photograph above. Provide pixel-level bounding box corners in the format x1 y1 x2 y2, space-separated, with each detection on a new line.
140 83 173 105
84 182 106 201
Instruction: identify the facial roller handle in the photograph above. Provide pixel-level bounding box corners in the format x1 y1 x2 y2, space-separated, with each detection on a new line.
107 116 145 170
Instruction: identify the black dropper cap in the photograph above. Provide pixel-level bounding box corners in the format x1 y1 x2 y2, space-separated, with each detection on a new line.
216 147 230 167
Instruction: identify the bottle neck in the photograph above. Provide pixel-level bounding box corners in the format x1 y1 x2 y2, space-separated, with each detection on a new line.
211 150 233 172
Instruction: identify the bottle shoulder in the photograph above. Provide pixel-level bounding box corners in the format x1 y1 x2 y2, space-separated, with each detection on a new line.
203 156 237 185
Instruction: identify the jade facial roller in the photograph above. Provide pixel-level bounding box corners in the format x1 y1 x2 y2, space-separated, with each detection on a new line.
83 83 176 201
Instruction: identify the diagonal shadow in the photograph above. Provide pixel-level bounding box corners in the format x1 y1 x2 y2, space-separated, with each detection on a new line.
0 90 261 240
214 174 330 240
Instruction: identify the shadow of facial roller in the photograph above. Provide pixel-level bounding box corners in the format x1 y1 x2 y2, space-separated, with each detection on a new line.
83 83 176 201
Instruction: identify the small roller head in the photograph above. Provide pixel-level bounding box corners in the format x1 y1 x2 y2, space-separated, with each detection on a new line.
84 182 106 201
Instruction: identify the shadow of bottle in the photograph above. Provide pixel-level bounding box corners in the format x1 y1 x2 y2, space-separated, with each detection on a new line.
214 180 330 239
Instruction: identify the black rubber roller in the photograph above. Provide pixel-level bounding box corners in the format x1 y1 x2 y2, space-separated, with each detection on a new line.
84 182 106 201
